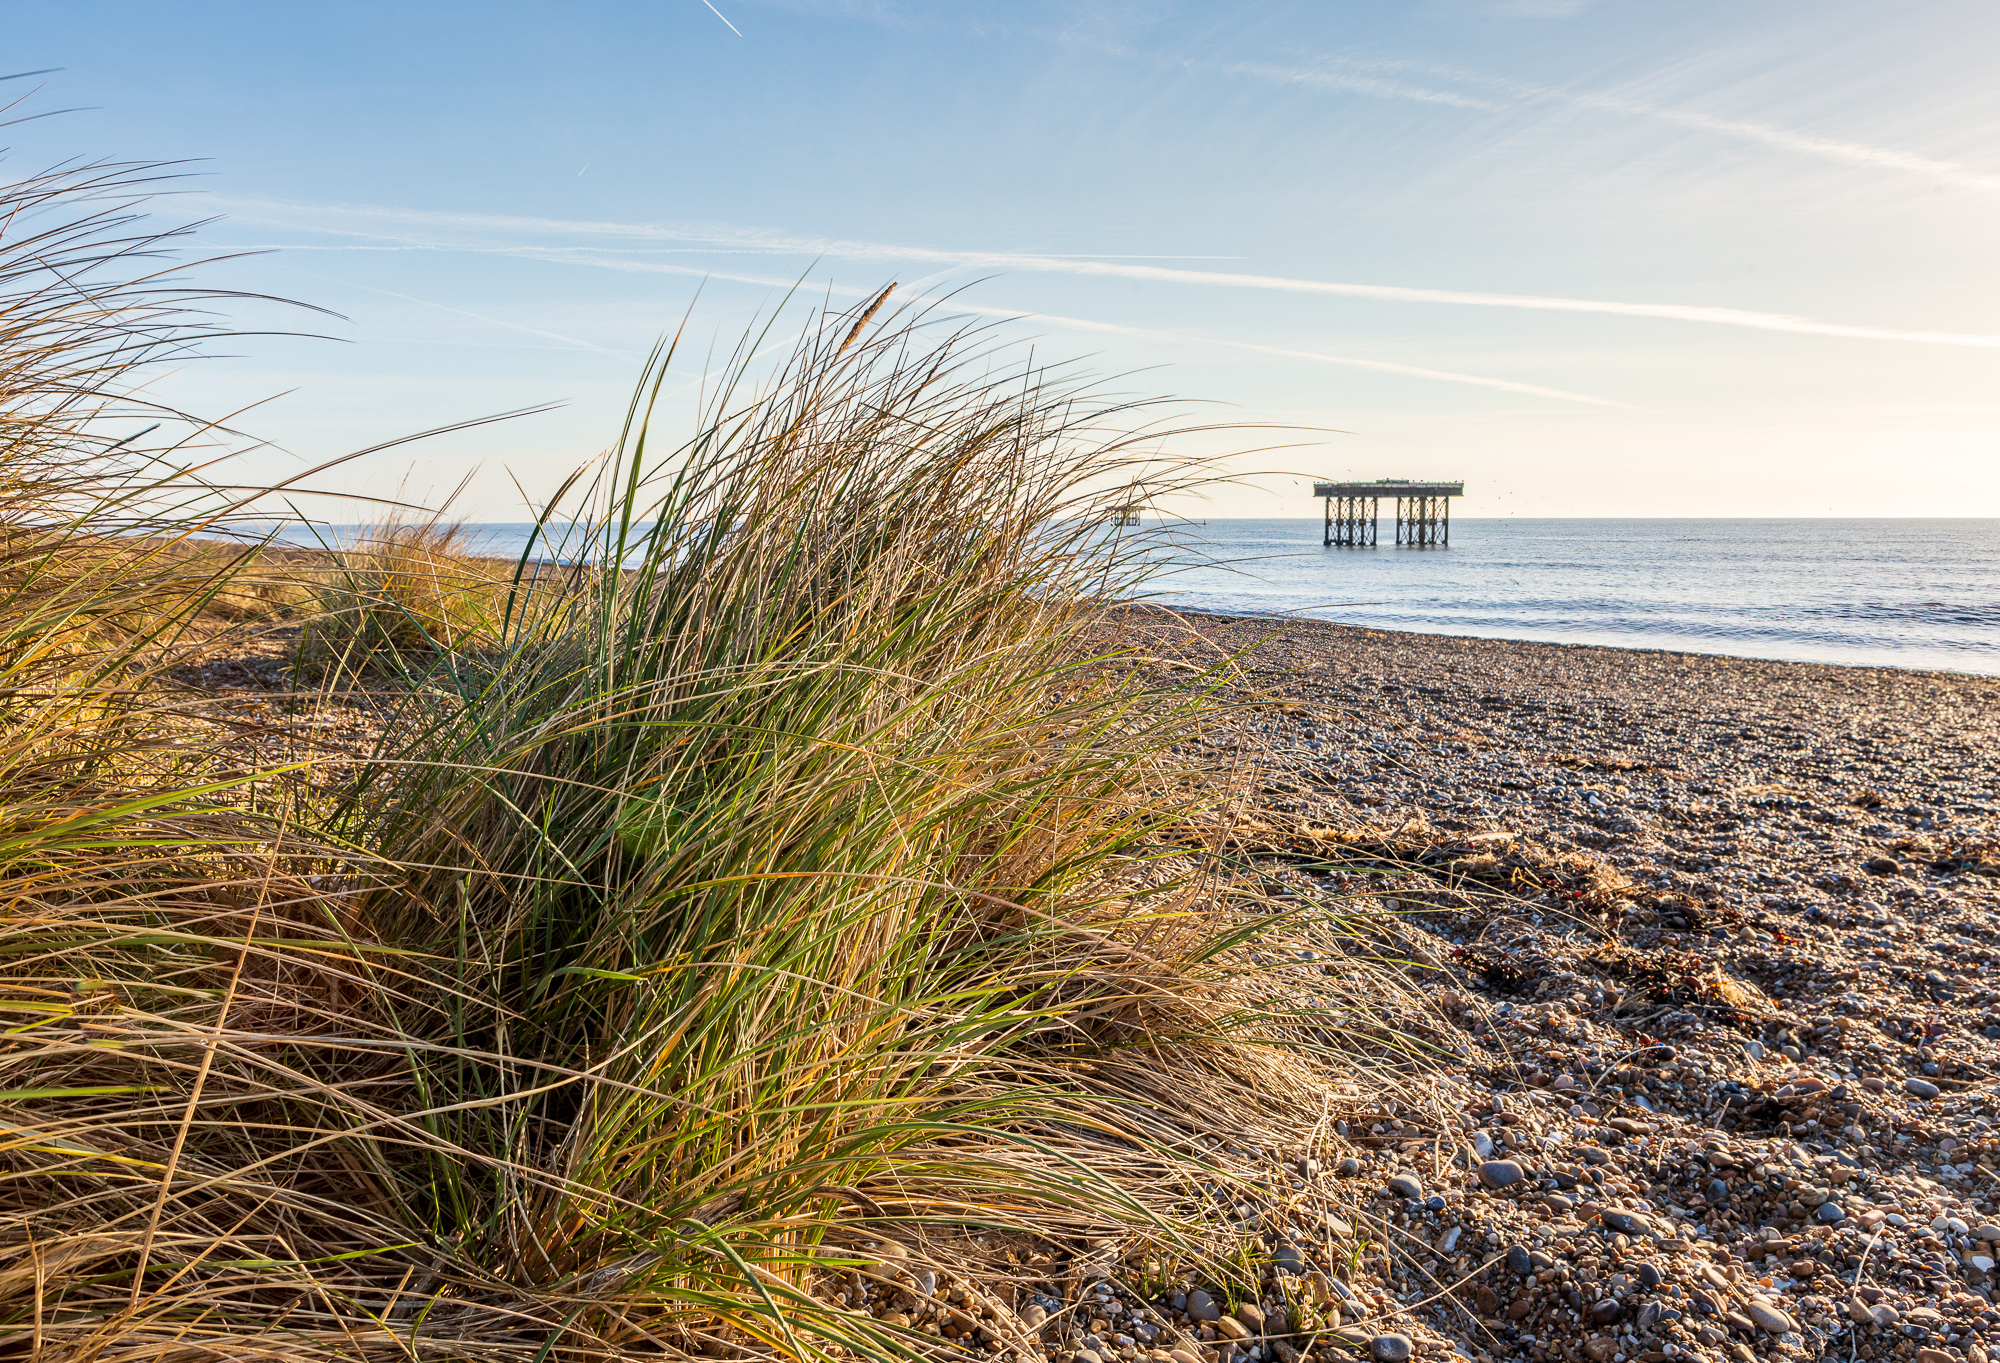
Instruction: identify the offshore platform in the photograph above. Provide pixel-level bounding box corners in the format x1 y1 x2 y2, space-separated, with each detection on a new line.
1313 478 1464 547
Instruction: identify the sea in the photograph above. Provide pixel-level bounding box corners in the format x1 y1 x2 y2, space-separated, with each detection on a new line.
267 518 2000 677
1143 518 2000 676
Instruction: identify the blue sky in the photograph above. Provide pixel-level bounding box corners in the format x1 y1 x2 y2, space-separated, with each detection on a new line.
9 0 1998 517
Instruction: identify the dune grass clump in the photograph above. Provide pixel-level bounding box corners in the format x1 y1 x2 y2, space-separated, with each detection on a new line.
296 519 517 676
0 147 1354 1363
311 304 1339 1357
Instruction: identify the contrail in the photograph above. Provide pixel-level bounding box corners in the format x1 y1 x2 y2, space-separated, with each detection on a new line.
494 251 1629 404
700 0 743 37
251 238 844 296
214 197 2000 350
949 256 2000 349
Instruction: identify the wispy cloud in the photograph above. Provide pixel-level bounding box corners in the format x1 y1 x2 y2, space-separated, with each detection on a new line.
291 269 638 357
256 235 1623 406
216 197 2000 350
1489 0 1601 16
1190 53 2000 199
1215 59 1501 111
1551 87 2000 196
938 303 1632 407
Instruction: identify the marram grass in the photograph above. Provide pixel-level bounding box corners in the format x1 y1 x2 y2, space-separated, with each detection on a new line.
0 162 1384 1363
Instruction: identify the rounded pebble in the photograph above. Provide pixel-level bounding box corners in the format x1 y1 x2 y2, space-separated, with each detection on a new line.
1387 1173 1423 1200
1599 1208 1652 1236
1905 1077 1941 1099
1368 1334 1411 1363
1477 1159 1525 1189
1817 1200 1847 1223
1747 1300 1794 1334
1506 1244 1532 1275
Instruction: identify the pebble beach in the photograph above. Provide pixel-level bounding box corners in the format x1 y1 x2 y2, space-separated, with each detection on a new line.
1073 609 2000 1363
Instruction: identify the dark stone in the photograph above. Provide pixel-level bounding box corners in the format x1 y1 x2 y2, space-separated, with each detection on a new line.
1637 1262 1663 1288
1368 1335 1411 1363
1387 1174 1423 1200
1506 1245 1533 1276
1590 1299 1623 1324
1601 1209 1654 1236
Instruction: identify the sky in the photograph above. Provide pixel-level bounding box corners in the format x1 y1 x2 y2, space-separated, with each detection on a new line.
8 0 1999 519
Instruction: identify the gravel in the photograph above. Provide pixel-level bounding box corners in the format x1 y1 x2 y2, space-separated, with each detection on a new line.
1081 610 2000 1363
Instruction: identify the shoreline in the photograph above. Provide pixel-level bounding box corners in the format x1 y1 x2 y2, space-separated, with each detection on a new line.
1128 601 2000 682
1120 604 1997 884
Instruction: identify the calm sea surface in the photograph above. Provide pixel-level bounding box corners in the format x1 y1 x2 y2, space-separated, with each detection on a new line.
271 519 2000 676
1144 518 2000 675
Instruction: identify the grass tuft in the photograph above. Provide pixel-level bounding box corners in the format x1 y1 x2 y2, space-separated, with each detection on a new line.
296 519 516 677
0 153 1380 1363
